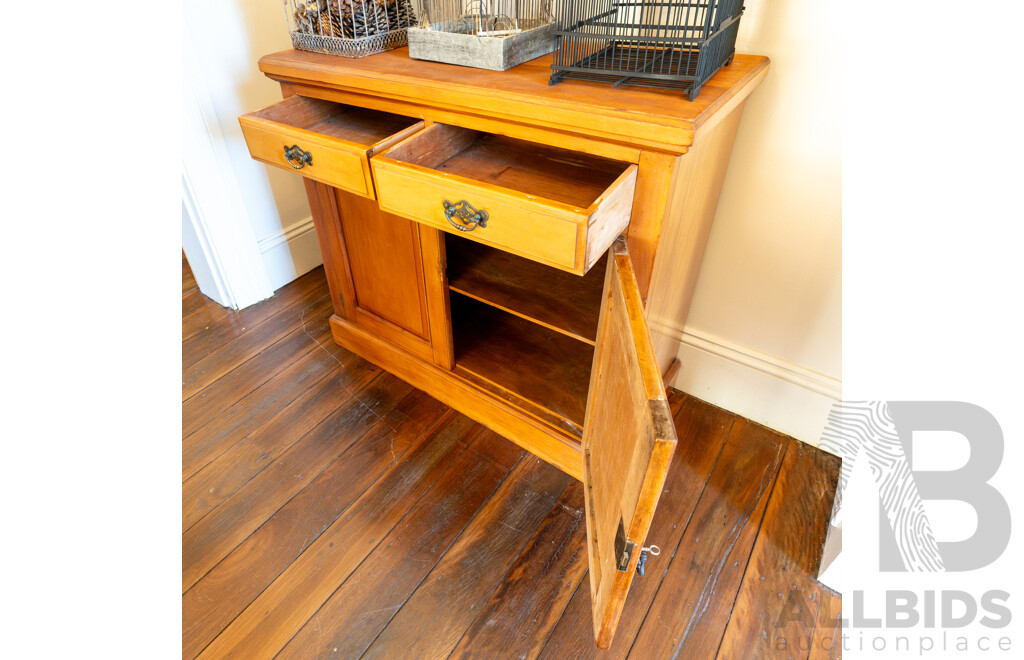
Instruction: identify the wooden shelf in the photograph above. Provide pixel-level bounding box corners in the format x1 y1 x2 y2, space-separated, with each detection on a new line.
446 236 607 345
450 293 593 437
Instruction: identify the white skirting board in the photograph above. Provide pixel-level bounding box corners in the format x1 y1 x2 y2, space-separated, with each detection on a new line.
257 217 323 292
670 328 841 447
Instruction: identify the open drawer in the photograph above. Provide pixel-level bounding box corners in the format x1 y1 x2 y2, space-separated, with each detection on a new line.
239 95 424 199
371 124 638 275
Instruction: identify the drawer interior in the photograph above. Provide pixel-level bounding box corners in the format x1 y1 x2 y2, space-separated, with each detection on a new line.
446 233 608 437
249 95 420 147
384 124 630 208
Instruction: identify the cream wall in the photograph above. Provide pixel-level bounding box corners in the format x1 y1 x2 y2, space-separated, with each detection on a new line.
671 0 842 445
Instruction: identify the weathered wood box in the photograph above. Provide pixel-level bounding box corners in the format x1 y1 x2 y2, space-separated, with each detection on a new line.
407 18 555 71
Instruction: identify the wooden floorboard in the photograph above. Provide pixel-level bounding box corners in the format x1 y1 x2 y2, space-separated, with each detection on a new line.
182 269 329 368
182 371 412 592
181 265 843 660
537 391 730 659
361 456 573 660
182 291 332 401
181 302 338 439
809 587 842 660
182 267 326 346
276 429 525 659
183 253 198 297
181 313 359 481
182 298 232 345
449 480 589 659
197 412 486 659
182 287 215 319
183 388 451 659
181 352 362 522
626 419 788 659
715 440 841 659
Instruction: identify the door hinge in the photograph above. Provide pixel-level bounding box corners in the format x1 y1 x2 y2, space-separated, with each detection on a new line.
338 291 345 307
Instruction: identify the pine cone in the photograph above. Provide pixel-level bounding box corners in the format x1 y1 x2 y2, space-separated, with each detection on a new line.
293 1 319 34
351 2 391 37
318 12 337 37
392 0 417 27
319 0 358 37
313 0 415 38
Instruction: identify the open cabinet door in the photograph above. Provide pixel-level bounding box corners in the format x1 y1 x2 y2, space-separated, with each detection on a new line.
583 236 679 648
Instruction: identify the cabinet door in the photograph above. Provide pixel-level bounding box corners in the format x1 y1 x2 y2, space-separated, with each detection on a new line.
583 236 678 648
305 180 453 368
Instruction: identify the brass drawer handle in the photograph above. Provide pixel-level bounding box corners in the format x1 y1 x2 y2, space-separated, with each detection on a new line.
443 199 488 232
284 144 312 170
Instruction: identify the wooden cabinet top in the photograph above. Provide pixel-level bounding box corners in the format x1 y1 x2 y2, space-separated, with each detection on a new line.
258 49 769 154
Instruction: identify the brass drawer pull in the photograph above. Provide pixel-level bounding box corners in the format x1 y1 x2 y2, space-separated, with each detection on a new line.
443 199 488 232
284 144 313 170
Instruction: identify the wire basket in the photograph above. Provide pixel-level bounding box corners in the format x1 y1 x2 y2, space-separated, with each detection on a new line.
549 0 744 99
285 0 420 58
408 0 557 71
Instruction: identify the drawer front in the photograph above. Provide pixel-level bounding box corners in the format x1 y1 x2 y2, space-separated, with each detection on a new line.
241 117 374 196
373 161 584 272
239 95 425 200
371 123 638 275
240 118 373 198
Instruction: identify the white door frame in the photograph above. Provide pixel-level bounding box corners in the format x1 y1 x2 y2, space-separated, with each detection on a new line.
181 27 273 310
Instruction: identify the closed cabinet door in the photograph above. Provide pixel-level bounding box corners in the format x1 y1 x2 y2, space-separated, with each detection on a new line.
583 236 678 648
305 181 453 369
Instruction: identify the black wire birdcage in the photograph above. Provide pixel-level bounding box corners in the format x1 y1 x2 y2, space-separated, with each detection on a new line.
549 0 744 100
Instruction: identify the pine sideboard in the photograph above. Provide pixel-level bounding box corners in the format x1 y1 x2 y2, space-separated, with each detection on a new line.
239 47 768 648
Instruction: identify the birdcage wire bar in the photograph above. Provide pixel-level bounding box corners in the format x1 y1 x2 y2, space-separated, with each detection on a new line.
285 0 421 58
407 0 557 71
549 0 743 100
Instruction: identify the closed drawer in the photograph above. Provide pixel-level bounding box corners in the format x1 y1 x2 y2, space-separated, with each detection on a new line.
239 95 424 199
371 124 638 275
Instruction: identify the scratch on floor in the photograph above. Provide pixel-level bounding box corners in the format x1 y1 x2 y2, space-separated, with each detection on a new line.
300 304 407 465
358 604 401 621
300 302 347 368
558 502 583 518
499 520 525 534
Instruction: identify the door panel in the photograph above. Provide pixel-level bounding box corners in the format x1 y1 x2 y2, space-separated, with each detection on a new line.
335 191 430 338
305 181 449 365
583 236 678 648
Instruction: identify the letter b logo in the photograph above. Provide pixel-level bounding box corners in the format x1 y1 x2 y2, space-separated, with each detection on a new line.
821 401 1011 572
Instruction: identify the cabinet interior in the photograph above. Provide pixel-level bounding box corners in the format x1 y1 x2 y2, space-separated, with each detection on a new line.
446 233 608 438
